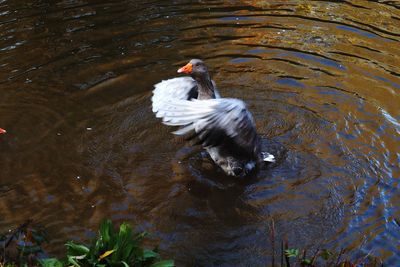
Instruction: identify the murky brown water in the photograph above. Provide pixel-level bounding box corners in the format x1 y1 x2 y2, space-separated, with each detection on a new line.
0 0 399 265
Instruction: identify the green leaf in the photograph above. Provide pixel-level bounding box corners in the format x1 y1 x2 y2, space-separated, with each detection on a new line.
143 249 160 260
66 241 90 256
67 255 82 267
301 258 312 265
33 219 174 267
112 223 135 262
118 223 133 242
100 219 112 244
284 248 299 258
90 237 102 259
120 242 135 261
39 258 64 267
150 260 175 267
119 223 129 235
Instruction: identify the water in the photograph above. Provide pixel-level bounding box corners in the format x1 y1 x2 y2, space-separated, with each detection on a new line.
0 0 399 265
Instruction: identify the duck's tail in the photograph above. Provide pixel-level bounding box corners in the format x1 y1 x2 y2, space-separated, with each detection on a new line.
261 152 275 163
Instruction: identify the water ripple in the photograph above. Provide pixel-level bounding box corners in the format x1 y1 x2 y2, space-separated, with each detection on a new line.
0 0 399 265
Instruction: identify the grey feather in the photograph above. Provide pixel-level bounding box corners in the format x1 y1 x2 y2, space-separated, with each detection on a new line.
152 77 220 113
154 98 259 157
151 61 273 177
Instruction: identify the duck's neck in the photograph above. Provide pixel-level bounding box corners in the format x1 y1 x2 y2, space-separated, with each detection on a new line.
195 74 215 100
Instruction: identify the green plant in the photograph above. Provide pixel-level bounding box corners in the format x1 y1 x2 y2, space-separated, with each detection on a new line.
40 220 174 267
40 258 63 267
267 220 382 267
278 246 382 267
284 248 299 258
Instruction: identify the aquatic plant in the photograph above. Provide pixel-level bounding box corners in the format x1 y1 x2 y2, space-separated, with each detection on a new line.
268 221 383 267
40 219 173 267
1 218 385 266
281 245 382 267
1 220 174 267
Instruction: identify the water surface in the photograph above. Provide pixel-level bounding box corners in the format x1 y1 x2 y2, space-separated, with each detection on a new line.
0 0 399 265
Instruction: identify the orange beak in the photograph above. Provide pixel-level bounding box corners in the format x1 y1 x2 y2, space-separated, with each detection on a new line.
177 62 193 74
0 128 6 134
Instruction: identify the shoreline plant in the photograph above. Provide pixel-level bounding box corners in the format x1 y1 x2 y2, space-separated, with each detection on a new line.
0 220 174 267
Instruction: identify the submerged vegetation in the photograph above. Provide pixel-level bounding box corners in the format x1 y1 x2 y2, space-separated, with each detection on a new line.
0 220 174 267
267 221 383 267
279 245 382 267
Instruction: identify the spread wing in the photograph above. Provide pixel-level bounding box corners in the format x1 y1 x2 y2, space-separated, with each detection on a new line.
152 77 197 113
154 98 259 157
152 77 221 113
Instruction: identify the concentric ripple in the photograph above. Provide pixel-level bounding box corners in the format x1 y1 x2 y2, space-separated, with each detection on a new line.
0 0 399 265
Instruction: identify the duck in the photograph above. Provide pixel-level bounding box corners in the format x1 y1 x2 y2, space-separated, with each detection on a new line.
151 59 275 177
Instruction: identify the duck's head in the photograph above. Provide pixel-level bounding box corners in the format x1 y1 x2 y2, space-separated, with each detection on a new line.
177 59 209 80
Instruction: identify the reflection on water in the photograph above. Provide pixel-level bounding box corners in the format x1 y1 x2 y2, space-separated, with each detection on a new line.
0 0 399 265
